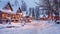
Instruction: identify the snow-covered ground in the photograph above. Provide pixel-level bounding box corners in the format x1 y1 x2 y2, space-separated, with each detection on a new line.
0 20 60 34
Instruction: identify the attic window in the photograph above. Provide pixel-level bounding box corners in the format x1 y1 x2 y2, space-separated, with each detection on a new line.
2 14 6 19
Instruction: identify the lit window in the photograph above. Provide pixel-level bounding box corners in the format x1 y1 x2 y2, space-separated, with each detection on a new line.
2 14 6 18
13 15 14 18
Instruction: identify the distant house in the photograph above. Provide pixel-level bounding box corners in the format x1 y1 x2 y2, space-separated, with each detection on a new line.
16 7 23 18
11 7 23 23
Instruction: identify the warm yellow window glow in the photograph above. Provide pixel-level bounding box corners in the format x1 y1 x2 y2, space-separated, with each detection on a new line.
16 15 19 19
49 16 51 19
19 13 23 16
2 14 5 17
13 15 14 18
17 15 19 18
2 14 6 18
20 13 23 15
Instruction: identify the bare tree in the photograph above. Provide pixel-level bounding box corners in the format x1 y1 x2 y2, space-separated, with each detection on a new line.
35 0 52 19
35 0 60 20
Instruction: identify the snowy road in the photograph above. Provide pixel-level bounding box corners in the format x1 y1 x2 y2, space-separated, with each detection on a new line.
0 20 60 34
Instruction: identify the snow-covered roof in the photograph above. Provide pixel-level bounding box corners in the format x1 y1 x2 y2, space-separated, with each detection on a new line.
0 1 20 14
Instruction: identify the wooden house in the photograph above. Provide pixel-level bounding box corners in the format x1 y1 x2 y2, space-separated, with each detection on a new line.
0 1 23 24
0 2 13 24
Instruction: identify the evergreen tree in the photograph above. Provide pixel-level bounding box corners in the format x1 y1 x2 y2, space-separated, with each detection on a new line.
15 0 19 6
21 0 27 11
35 0 51 19
35 6 39 19
29 8 35 17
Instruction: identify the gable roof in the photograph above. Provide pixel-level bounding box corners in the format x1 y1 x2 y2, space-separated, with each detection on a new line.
0 1 21 14
16 7 22 13
2 2 13 11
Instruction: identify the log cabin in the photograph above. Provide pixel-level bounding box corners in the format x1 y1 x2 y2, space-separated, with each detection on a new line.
0 1 22 24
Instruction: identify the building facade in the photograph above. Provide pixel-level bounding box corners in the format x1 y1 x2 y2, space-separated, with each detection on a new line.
0 1 22 24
